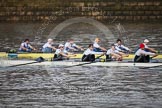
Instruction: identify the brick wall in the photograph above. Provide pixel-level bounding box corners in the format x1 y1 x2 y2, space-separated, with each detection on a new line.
0 0 162 22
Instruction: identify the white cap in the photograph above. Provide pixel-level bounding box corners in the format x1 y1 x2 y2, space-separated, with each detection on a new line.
48 38 53 42
58 44 64 48
144 39 149 43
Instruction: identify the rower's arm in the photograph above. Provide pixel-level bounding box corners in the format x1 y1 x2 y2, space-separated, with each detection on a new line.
67 46 76 50
66 52 73 55
99 47 107 51
20 45 27 50
29 45 36 50
111 52 121 58
141 50 156 56
63 52 77 57
48 45 56 50
52 46 56 50
117 51 129 57
75 45 84 50
142 51 158 58
115 46 122 51
93 43 106 51
60 52 68 57
146 47 157 53
91 51 104 55
121 45 130 51
73 43 84 50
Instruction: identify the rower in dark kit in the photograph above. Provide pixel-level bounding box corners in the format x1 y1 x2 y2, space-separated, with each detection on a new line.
82 44 105 62
134 43 158 63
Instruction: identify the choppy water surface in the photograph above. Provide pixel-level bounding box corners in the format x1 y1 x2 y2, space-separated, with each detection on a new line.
0 65 162 108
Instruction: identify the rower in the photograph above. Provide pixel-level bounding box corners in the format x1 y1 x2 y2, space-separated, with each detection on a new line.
143 39 159 62
42 38 56 53
134 43 158 63
106 44 122 61
19 39 36 52
53 44 76 61
93 38 107 52
115 39 131 53
82 44 105 62
64 39 84 52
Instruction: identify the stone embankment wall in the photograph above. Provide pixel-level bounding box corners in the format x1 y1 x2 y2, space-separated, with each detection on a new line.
0 0 162 22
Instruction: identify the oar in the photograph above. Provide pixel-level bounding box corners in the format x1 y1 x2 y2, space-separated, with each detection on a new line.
64 62 95 68
8 57 45 68
65 54 105 68
7 54 105 68
8 61 40 67
139 65 162 69
96 54 105 59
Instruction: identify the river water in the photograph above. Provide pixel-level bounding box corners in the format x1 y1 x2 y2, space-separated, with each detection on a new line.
0 22 162 108
0 22 162 52
0 65 162 108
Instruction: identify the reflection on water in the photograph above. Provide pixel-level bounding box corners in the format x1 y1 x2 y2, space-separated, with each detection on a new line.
0 66 162 108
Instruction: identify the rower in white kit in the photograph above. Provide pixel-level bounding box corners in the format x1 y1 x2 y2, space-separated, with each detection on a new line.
142 39 158 62
106 44 123 61
53 44 76 61
42 38 56 53
93 38 107 52
64 39 84 52
114 39 130 58
19 39 36 52
134 43 158 62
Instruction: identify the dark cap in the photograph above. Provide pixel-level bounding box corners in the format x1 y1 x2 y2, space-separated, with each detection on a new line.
111 44 115 46
24 39 29 42
88 44 93 48
117 39 121 42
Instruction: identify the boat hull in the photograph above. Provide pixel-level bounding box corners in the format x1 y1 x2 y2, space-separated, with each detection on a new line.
0 60 162 67
0 52 162 59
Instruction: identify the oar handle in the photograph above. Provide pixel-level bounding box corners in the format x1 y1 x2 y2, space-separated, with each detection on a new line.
156 50 160 54
95 54 105 59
